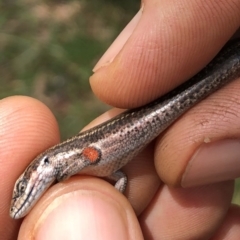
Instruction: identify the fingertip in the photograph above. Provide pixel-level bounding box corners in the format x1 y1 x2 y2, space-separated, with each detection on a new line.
18 177 143 240
90 1 240 108
0 96 60 155
140 181 234 239
0 96 60 240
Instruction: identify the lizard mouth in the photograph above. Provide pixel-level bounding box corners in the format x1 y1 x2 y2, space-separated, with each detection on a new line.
11 184 35 219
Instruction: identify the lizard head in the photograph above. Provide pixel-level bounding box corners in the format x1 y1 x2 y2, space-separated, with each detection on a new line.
10 153 57 219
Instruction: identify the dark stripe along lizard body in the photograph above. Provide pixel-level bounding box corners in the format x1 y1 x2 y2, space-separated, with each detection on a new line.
10 39 240 219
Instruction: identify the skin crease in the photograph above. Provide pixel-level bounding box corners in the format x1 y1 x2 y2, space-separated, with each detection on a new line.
1 0 240 239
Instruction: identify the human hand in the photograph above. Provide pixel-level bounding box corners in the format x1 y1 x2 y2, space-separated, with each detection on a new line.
2 0 240 239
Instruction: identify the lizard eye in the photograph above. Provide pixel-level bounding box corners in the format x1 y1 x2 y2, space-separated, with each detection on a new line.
16 179 27 194
43 156 50 165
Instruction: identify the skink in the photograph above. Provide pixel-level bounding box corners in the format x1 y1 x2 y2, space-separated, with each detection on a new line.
10 39 240 219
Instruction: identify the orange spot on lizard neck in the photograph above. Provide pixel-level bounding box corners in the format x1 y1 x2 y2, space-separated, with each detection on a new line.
82 147 100 163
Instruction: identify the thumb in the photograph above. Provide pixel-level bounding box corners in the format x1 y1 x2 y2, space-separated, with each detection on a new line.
90 0 240 108
18 177 143 240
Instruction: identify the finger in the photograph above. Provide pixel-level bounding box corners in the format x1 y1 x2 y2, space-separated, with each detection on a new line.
90 0 240 108
140 181 234 240
212 204 240 239
82 108 161 216
154 77 240 187
18 176 144 240
14 106 156 239
0 96 60 240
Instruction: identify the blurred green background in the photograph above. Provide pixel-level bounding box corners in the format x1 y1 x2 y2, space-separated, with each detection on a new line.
0 0 139 138
1 0 239 204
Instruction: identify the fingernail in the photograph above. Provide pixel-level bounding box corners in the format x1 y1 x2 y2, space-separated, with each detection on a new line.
34 190 129 240
93 7 143 72
182 139 240 187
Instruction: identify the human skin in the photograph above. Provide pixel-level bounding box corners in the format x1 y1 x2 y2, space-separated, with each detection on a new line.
2 0 240 239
